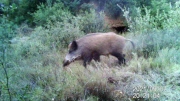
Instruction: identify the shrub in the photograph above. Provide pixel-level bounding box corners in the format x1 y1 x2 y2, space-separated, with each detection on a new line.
121 7 167 33
118 0 179 33
34 2 106 33
33 3 85 49
152 48 180 70
131 28 180 58
0 16 17 45
2 0 46 24
162 1 180 28
59 0 90 14
78 9 107 33
43 21 83 49
104 0 136 19
33 2 71 26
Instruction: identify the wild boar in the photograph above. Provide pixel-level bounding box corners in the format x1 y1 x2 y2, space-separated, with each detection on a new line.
63 32 134 67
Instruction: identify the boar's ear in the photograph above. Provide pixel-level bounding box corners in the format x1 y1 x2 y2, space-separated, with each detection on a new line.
69 40 78 52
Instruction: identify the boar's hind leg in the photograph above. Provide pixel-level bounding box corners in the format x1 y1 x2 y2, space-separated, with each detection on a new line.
111 53 126 65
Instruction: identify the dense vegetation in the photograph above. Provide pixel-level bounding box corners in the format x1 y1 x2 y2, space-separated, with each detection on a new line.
0 0 180 101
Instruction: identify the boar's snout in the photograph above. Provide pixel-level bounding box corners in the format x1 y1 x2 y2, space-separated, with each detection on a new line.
62 54 81 67
63 60 70 67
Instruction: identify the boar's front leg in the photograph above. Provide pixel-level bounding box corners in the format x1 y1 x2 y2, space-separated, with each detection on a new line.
92 52 100 62
82 54 93 68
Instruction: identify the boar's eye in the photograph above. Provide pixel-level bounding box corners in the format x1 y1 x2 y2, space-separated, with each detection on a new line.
69 49 73 53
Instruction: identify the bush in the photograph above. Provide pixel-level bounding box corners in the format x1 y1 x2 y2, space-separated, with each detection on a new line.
2 0 46 24
162 1 180 28
41 21 83 49
131 28 180 58
118 0 177 32
0 16 17 45
104 0 136 19
59 0 92 15
152 48 180 69
121 7 167 33
78 9 107 33
33 2 71 26
34 2 106 33
33 3 85 49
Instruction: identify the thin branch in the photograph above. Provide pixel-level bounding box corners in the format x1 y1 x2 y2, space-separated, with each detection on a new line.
1 46 12 101
117 4 132 31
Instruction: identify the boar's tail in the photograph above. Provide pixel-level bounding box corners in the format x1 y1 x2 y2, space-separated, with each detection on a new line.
125 39 135 49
